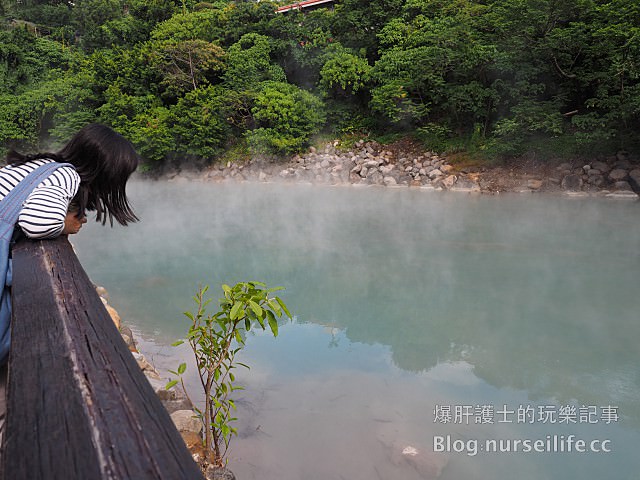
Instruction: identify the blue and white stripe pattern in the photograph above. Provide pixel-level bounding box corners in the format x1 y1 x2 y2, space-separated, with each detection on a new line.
0 159 80 239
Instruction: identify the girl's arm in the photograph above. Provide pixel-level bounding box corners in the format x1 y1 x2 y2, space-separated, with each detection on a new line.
18 165 81 239
18 185 74 238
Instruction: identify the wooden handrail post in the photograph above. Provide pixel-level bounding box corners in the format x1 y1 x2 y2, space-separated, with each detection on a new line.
1 236 203 479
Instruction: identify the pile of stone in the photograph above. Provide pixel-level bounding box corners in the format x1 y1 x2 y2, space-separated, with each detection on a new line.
201 139 481 192
169 139 640 198
558 153 640 198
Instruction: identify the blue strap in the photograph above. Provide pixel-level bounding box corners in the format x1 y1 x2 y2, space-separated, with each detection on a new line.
0 161 74 364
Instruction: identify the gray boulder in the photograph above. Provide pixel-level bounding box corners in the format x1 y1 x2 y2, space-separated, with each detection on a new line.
587 175 605 187
629 169 640 192
170 410 202 434
428 169 443 180
442 175 457 189
383 176 398 186
205 466 236 480
561 174 583 190
609 168 628 181
613 181 632 191
591 160 609 172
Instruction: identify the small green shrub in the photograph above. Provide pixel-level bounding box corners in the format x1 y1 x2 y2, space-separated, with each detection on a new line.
168 282 292 468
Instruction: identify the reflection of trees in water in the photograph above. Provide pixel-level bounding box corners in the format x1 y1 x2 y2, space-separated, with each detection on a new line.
293 243 640 424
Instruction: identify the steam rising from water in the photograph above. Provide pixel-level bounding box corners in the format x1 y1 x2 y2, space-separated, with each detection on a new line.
73 180 640 479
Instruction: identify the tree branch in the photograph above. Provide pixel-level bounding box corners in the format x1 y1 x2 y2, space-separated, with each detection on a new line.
552 54 577 79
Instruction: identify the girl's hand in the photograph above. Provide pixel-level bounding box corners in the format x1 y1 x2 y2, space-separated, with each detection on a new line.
62 211 87 235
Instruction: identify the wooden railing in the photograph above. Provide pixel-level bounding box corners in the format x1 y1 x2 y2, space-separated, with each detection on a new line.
1 236 203 479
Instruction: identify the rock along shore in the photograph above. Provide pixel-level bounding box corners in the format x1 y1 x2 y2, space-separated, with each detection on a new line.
165 138 640 199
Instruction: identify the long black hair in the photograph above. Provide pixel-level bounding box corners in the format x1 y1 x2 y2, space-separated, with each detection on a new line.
7 123 139 226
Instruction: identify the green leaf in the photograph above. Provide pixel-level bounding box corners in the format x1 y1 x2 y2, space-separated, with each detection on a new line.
177 362 187 375
267 299 281 316
248 300 263 317
165 380 178 390
171 339 184 346
266 310 278 337
255 312 265 329
230 301 243 320
276 297 292 318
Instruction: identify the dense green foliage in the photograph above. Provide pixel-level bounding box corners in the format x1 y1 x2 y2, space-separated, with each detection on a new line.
1 0 639 166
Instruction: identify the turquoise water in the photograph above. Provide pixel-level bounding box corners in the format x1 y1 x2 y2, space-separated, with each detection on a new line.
73 180 640 480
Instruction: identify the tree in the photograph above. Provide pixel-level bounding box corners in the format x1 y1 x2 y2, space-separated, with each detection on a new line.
247 81 326 154
569 0 640 149
222 33 285 92
170 85 232 159
125 0 178 43
2 0 72 30
481 0 640 154
97 84 175 162
150 7 229 43
319 44 371 96
371 1 497 137
149 39 225 98
0 27 76 94
317 43 373 134
87 44 161 98
71 0 125 51
221 0 275 46
267 8 336 89
331 0 404 59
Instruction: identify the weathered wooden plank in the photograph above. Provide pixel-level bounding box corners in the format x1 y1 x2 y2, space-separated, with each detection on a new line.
1 237 203 480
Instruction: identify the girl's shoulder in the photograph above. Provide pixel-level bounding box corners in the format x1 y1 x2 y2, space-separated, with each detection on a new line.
13 158 78 177
2 159 80 192
3 158 55 173
44 162 81 192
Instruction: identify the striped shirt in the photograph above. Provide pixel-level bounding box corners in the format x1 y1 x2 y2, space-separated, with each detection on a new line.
0 159 80 239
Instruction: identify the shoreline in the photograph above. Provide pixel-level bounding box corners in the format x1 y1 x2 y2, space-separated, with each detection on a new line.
157 139 640 200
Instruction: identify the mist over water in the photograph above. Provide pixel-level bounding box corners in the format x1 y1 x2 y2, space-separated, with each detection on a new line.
73 180 640 479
